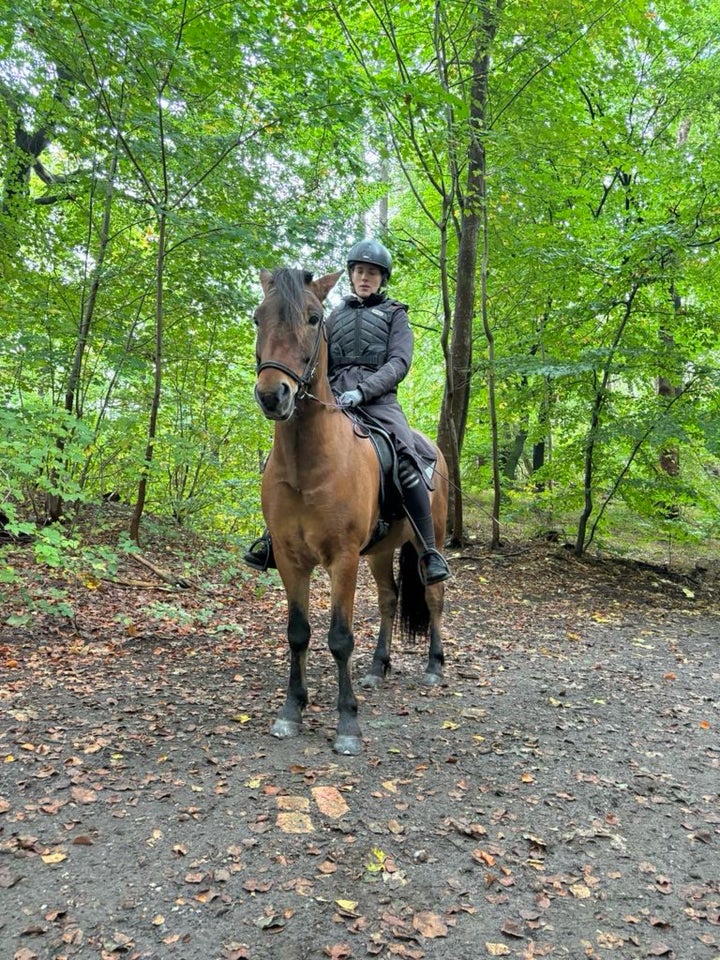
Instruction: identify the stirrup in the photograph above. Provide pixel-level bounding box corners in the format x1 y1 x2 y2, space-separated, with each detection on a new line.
418 548 451 586
243 534 275 571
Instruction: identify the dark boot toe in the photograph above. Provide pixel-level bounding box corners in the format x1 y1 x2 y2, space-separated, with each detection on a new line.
420 549 451 585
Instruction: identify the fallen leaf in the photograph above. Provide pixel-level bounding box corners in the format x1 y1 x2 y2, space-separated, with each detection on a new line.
386 944 425 958
41 851 68 865
597 931 625 948
473 849 496 867
569 883 591 899
70 786 97 805
277 811 314 834
486 944 511 956
323 945 353 959
243 879 273 893
194 888 219 904
221 943 251 960
255 913 285 931
276 795 310 812
647 945 673 957
312 786 349 818
500 919 524 938
412 911 448 938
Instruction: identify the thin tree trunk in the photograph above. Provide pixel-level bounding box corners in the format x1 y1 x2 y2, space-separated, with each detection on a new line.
575 285 639 556
479 161 502 548
66 146 121 420
436 215 464 545
130 212 166 544
45 141 122 522
439 0 503 544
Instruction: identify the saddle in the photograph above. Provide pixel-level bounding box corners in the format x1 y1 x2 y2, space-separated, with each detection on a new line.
346 412 438 555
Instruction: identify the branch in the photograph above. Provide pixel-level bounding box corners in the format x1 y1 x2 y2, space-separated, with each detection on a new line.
130 552 192 588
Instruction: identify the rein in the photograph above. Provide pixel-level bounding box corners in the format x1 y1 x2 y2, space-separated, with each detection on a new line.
256 318 327 402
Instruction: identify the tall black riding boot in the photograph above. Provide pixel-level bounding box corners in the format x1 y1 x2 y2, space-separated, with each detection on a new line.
398 457 450 585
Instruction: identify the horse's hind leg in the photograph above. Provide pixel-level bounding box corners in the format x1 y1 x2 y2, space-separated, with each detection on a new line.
424 582 445 686
271 574 311 740
362 551 397 689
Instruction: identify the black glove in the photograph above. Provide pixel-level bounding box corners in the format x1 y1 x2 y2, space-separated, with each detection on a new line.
337 389 363 408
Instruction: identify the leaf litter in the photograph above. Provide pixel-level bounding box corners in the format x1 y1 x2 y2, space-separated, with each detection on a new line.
0 538 718 958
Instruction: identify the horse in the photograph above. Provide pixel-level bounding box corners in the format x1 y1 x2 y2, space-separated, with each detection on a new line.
252 267 448 755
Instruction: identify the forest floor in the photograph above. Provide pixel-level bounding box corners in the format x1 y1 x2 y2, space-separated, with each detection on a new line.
1 522 719 960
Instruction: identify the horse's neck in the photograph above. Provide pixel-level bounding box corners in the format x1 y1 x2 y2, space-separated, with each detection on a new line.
273 403 347 487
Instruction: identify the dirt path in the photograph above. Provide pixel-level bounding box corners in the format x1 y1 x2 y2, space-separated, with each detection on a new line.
1 543 719 960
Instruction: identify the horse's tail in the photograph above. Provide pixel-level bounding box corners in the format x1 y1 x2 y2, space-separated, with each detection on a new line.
398 542 430 643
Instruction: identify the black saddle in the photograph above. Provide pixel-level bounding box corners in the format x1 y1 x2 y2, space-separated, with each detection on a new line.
346 413 438 554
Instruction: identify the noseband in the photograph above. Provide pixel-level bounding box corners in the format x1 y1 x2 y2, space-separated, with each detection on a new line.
256 316 326 401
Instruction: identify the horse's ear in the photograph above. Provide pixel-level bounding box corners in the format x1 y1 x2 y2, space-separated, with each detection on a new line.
312 270 343 303
259 269 274 295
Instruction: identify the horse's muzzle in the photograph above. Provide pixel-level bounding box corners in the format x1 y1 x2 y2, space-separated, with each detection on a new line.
254 382 296 421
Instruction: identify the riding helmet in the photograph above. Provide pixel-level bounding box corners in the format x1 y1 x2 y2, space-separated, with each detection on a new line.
346 239 392 281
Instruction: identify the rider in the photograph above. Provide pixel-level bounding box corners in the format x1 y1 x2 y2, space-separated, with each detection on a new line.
244 238 451 585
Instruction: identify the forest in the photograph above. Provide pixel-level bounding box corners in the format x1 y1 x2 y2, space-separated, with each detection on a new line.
2 0 719 596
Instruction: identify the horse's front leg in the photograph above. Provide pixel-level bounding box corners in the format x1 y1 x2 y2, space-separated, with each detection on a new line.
328 555 362 755
362 550 397 689
271 570 311 740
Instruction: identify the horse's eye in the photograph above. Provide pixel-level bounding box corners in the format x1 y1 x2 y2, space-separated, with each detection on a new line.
308 313 322 327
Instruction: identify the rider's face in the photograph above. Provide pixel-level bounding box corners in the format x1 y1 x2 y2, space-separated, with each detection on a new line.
350 263 383 298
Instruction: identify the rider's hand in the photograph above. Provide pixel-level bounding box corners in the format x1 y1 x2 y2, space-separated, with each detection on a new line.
337 389 363 408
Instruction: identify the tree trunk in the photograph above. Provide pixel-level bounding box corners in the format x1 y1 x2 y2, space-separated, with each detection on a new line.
130 212 166 544
575 286 638 556
438 0 503 544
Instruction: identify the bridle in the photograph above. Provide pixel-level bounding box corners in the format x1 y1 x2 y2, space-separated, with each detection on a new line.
256 313 326 402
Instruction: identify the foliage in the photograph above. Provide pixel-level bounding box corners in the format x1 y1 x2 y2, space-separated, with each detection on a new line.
0 0 718 562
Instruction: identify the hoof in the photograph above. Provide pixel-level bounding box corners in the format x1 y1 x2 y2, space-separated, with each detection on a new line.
422 671 443 687
333 735 363 756
360 673 383 690
271 718 302 739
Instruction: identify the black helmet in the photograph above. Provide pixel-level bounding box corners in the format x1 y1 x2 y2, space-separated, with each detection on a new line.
346 239 392 280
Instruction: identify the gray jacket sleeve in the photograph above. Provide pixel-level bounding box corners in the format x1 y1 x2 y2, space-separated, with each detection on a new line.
358 305 414 403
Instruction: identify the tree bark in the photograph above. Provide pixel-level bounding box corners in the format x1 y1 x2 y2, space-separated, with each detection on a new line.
438 0 503 544
130 211 166 544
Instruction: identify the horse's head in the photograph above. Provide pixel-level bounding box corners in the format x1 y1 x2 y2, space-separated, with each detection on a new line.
253 267 342 421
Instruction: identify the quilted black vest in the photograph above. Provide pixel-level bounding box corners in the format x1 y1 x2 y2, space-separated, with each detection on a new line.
329 297 405 370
